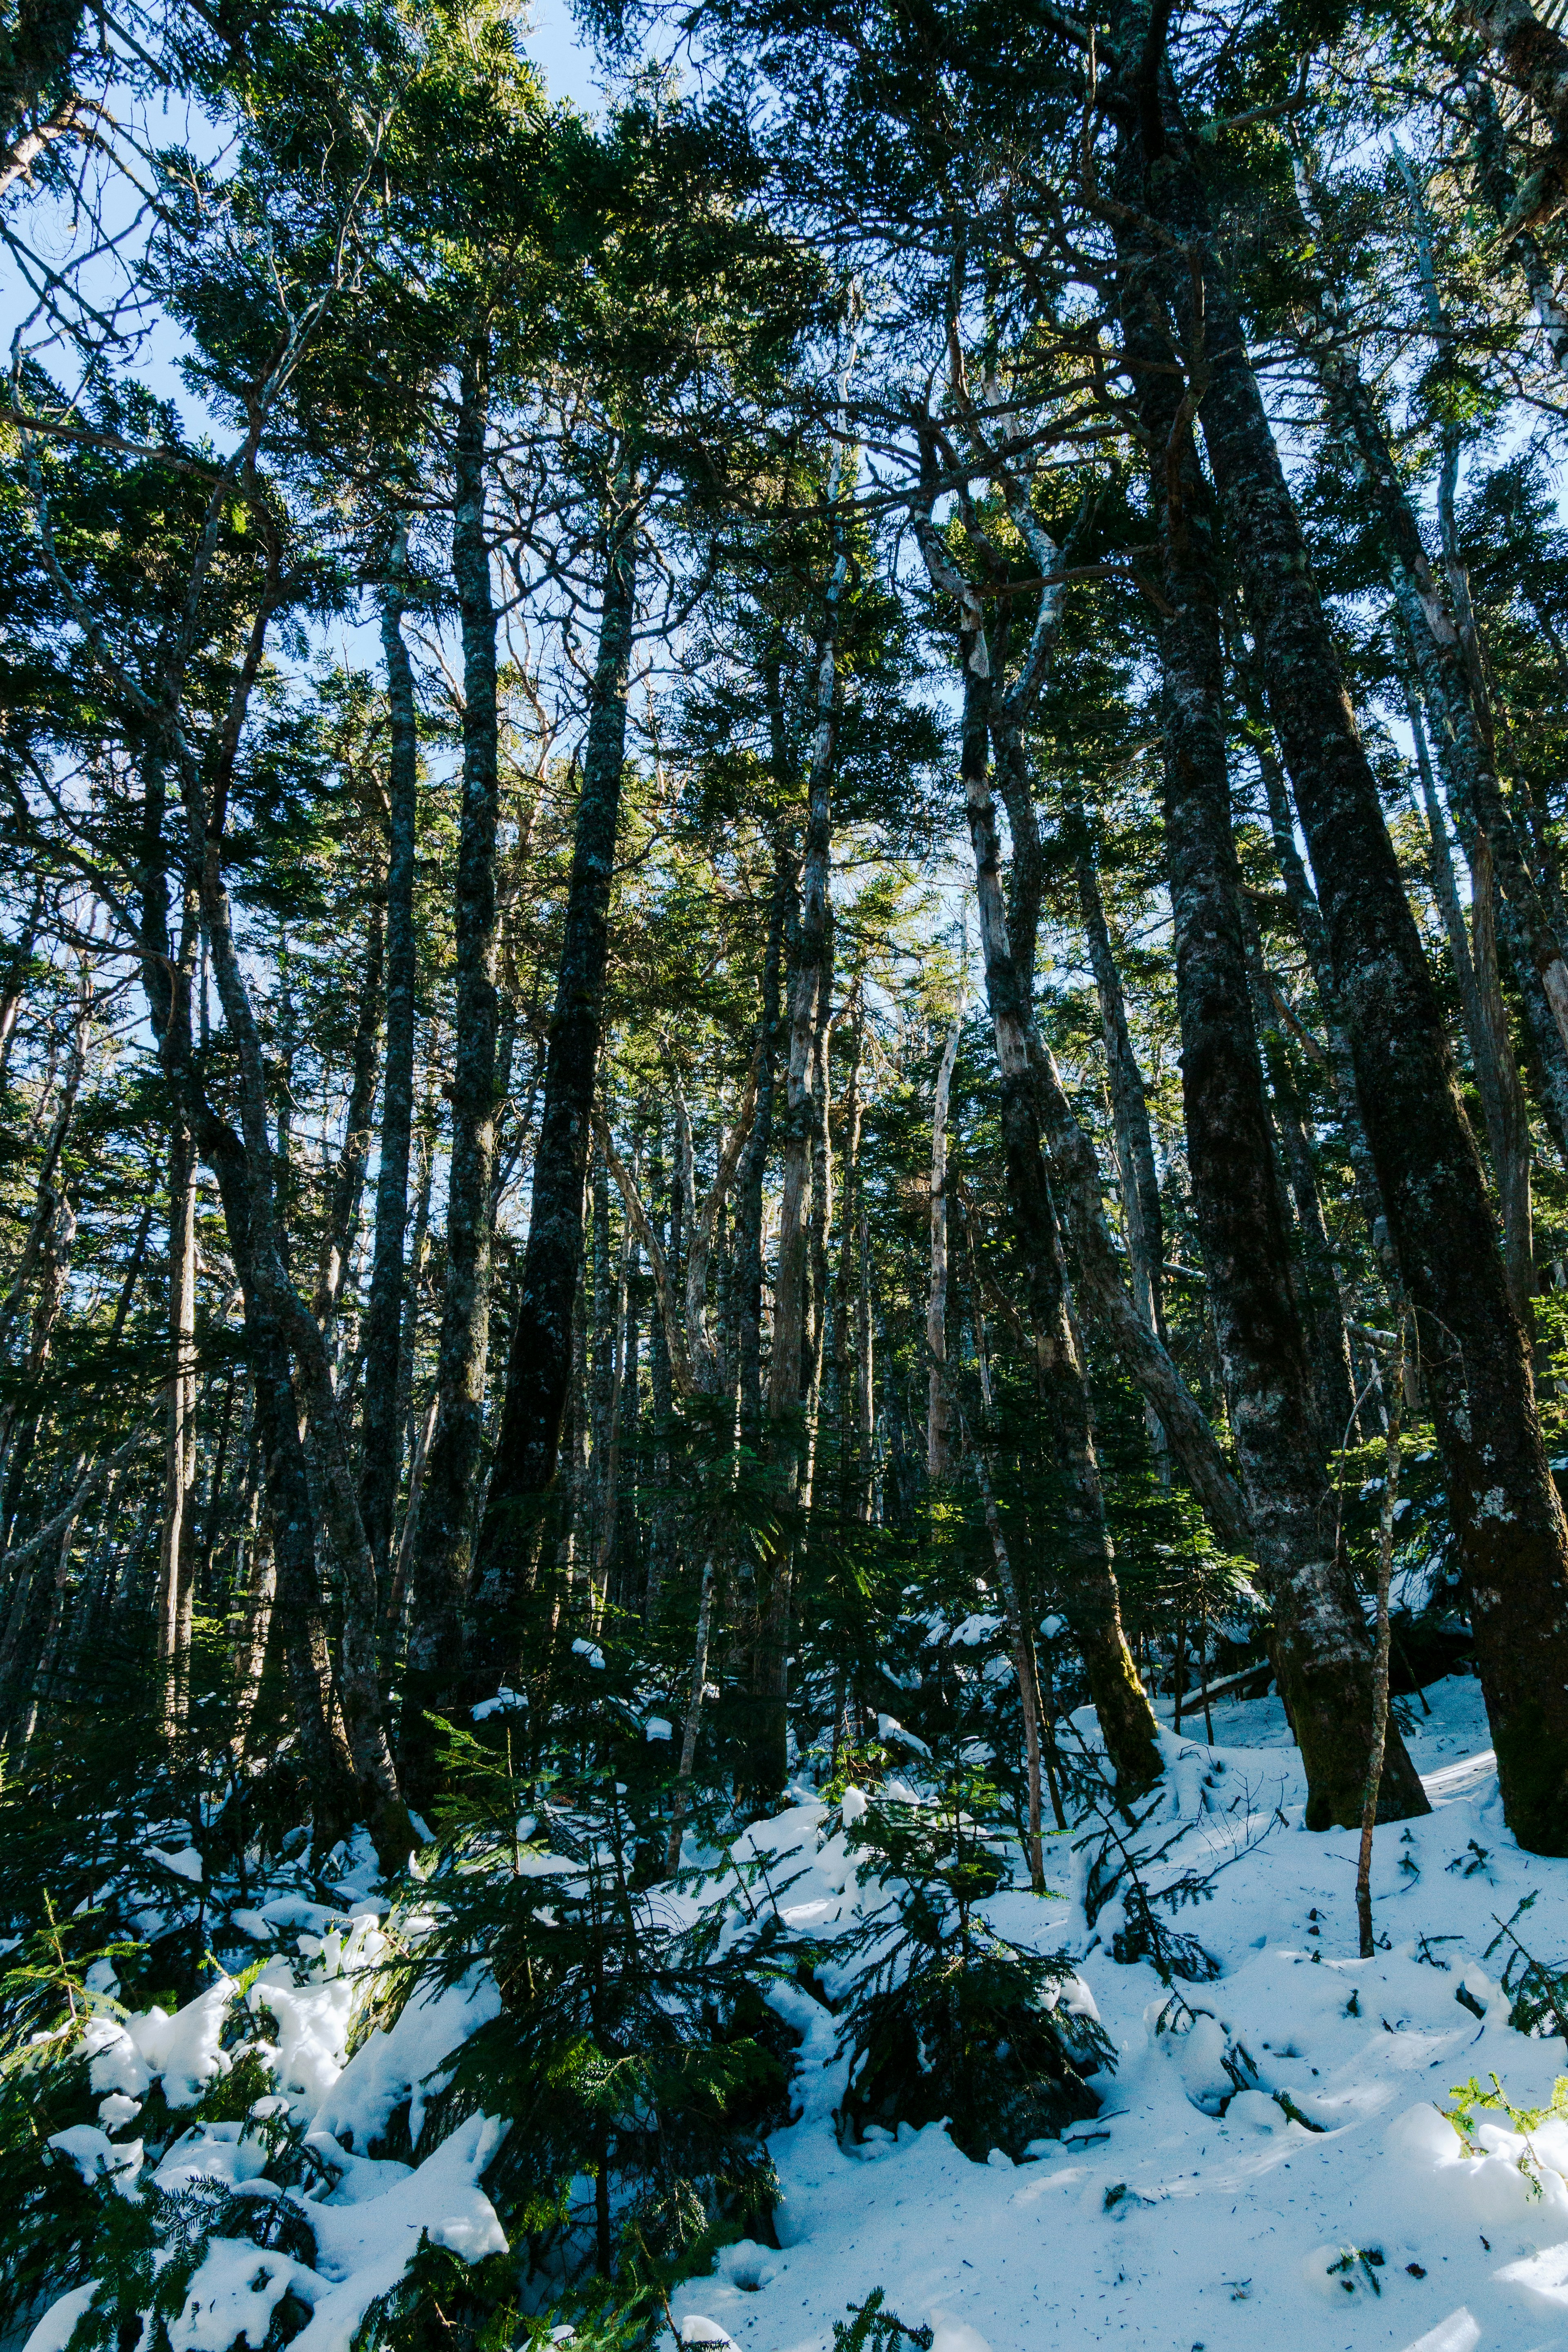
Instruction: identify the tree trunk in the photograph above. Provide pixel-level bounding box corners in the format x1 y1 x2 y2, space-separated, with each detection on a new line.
1401 655 1536 1288
927 983 964 1479
403 350 503 1794
1137 62 1568 1849
156 1122 197 1729
468 458 639 1684
313 904 384 1333
1240 908 1359 1448
1074 826 1165 1346
751 483 847 1803
360 550 421 1578
916 505 1161 1795
1111 116 1428 1829
735 867 787 1440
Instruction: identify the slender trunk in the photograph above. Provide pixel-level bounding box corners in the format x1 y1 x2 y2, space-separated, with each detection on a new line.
232 1505 275 1759
590 1151 616 1563
1140 59 1568 1849
735 869 787 1441
916 511 1160 1793
313 905 385 1332
1472 831 1537 1322
360 551 421 1575
1306 292 1568 1063
1358 1322 1405 1959
592 1186 632 1607
469 458 639 1684
752 482 848 1802
156 1123 197 1729
1238 638 1391 1268
1397 586 1568 1174
1240 911 1358 1446
972 1446 1047 1889
646 1148 672 1621
927 985 964 1479
1074 830 1165 1345
664 1558 718 1878
0 884 41 1086
1074 827 1172 1476
835 1008 866 1514
404 352 503 1789
806 979 835 1426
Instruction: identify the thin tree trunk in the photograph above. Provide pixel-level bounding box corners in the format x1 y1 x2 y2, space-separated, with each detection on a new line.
313 906 385 1333
360 546 421 1577
0 884 41 1085
1358 1321 1405 1959
927 981 964 1479
1074 827 1165 1345
404 350 503 1792
916 508 1162 1797
751 466 849 1802
470 457 639 1684
664 1556 718 1878
156 1123 197 1729
232 1504 275 1760
972 1445 1048 1889
735 867 787 1440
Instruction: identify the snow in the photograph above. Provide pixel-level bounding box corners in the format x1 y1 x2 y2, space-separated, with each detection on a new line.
168 2238 324 2352
33 1668 1568 2352
661 1672 1568 2352
21 2282 100 2352
313 1964 501 2150
145 1843 205 1883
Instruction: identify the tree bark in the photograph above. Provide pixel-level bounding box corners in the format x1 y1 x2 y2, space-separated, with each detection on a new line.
403 350 503 1793
916 504 1161 1797
468 457 639 1684
927 983 964 1479
359 550 421 1578
1132 54 1568 1849
1111 97 1429 1829
155 1121 198 1730
735 867 787 1440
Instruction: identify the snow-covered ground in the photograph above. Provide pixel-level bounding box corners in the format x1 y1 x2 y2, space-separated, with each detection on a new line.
29 1672 1568 2352
673 1675 1568 2352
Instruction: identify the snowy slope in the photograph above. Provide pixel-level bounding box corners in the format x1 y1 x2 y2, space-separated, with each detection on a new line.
672 1677 1568 2352
29 1673 1568 2352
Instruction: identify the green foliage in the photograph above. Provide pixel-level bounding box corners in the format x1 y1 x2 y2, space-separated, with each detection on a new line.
833 1768 1109 2160
372 1720 792 2296
0 1900 131 2329
1485 1897 1568 2043
831 2289 935 2352
352 2241 522 2352
1444 2071 1568 2198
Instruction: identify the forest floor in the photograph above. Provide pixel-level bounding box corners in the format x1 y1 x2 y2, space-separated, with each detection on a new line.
27 1673 1568 2352
671 1675 1568 2352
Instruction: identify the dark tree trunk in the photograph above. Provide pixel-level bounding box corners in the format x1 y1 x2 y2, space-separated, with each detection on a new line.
467 463 639 1689
1110 96 1428 1829
917 505 1160 1794
313 904 384 1332
1130 47 1568 1849
735 866 787 1441
359 551 421 1579
402 350 503 1801
1074 836 1165 1347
